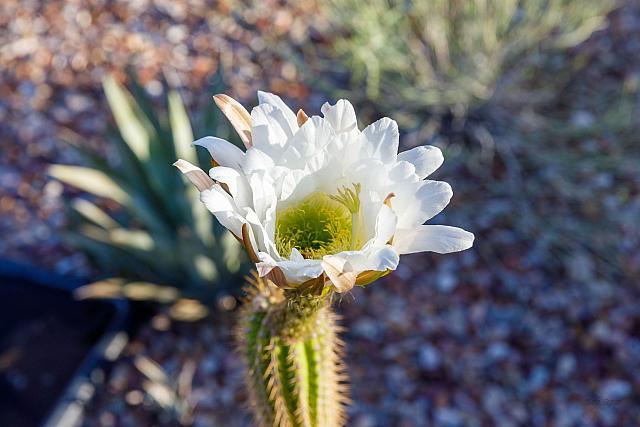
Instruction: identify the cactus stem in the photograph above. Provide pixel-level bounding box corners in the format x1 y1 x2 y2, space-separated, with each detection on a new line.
237 274 349 427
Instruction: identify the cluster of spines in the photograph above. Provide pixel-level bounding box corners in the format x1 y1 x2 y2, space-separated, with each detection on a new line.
237 275 350 427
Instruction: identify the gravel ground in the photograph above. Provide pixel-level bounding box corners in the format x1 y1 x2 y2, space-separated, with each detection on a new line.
2 0 640 426
79 249 640 427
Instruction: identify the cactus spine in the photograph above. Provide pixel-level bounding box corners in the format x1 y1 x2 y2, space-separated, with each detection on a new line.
237 275 350 427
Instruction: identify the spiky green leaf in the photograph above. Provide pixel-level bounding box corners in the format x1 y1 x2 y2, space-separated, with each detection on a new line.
49 164 129 204
169 90 197 164
103 75 151 160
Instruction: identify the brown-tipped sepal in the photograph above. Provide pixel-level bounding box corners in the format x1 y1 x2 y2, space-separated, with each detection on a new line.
297 109 310 127
173 159 214 191
213 94 253 148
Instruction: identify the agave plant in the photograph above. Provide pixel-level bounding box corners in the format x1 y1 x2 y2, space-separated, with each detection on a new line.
50 75 245 301
305 0 615 126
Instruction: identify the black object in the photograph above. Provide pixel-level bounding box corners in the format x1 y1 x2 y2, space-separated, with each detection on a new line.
0 259 129 427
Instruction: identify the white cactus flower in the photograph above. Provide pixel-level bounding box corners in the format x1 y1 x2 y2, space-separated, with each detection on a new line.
175 92 474 292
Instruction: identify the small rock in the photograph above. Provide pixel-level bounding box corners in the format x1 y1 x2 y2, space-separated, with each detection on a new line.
599 379 631 401
434 407 463 427
418 344 441 371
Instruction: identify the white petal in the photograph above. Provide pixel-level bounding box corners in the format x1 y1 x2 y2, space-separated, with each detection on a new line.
321 99 357 134
251 104 294 152
394 225 474 254
396 180 453 228
321 255 357 293
263 203 277 244
415 180 453 221
208 166 252 208
362 117 399 163
193 136 244 169
322 245 399 293
397 145 444 179
257 252 323 284
280 169 308 201
245 209 278 256
338 246 399 274
287 116 335 157
370 204 397 248
364 245 400 273
350 159 387 191
257 91 298 132
388 161 418 183
200 185 245 237
242 147 275 173
289 247 305 262
340 131 368 166
279 171 319 204
173 159 214 191
247 171 277 220
280 117 336 173
280 260 324 283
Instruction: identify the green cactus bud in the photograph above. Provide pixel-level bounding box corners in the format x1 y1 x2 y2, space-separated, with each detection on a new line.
237 275 350 427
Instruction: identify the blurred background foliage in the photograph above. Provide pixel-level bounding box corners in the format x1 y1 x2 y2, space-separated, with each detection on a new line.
49 72 247 302
306 0 616 125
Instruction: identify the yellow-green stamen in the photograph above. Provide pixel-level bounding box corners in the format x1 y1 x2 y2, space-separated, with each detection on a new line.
330 184 364 250
275 185 364 259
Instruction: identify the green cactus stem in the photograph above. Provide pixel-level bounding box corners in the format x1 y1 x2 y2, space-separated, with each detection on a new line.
236 275 350 427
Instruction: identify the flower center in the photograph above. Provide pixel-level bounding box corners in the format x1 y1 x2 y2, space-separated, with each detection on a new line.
275 187 362 259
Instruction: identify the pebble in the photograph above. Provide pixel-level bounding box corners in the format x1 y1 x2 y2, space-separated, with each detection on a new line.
598 379 632 401
418 344 441 371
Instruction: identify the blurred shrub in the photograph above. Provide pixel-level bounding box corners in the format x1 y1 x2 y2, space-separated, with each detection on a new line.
312 0 615 125
50 75 246 301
